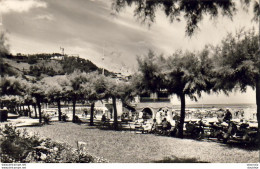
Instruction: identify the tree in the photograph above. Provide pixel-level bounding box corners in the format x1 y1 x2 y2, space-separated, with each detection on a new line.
166 50 214 138
67 71 88 123
23 93 33 117
137 50 214 138
104 77 137 130
29 80 47 124
103 77 118 129
44 76 70 121
136 50 166 94
0 76 25 96
81 72 107 126
213 29 260 138
112 0 260 138
112 0 252 36
0 76 28 113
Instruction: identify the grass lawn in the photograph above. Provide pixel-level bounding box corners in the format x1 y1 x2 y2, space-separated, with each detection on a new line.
21 122 259 163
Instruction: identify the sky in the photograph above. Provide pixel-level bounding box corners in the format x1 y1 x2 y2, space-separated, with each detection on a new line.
0 0 258 105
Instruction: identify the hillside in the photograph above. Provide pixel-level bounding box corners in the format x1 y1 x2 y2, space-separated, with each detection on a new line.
0 53 113 78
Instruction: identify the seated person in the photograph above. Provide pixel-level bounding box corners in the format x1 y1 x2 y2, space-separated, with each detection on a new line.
162 118 171 131
217 110 225 123
150 119 158 133
223 109 232 122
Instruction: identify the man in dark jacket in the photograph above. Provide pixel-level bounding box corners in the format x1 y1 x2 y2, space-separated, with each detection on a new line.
224 109 232 122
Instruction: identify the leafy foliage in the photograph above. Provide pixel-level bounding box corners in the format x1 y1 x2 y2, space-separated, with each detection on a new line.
213 29 259 93
42 113 52 125
0 60 17 77
0 124 107 163
112 0 241 36
136 50 166 93
136 49 214 137
0 76 27 96
165 49 214 100
61 56 99 74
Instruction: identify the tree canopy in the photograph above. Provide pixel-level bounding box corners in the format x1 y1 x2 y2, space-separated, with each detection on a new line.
213 29 259 93
112 0 259 36
136 49 214 137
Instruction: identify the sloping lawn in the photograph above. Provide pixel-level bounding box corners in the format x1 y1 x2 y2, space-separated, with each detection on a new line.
22 122 259 163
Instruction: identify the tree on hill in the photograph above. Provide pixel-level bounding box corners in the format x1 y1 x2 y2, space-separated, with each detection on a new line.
62 56 99 74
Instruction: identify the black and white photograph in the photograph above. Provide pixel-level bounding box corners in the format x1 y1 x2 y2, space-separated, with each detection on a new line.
0 0 259 168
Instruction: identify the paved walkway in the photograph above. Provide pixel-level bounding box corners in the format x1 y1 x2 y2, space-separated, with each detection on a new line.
0 113 39 127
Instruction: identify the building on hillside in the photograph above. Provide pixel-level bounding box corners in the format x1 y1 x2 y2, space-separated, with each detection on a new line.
50 55 64 60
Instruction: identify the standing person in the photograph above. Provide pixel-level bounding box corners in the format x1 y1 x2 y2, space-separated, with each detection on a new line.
93 110 97 119
101 113 106 122
156 111 162 124
83 109 88 118
224 109 232 122
150 119 157 133
162 118 171 135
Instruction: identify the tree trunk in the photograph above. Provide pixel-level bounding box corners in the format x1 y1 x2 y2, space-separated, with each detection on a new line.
57 99 62 121
72 99 76 123
90 102 95 126
256 75 260 143
16 105 19 114
257 8 260 143
27 104 31 118
178 94 186 138
37 100 42 124
112 96 118 130
33 103 37 118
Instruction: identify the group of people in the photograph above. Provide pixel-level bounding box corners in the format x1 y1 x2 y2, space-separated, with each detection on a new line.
137 108 239 134
137 109 177 134
217 108 233 123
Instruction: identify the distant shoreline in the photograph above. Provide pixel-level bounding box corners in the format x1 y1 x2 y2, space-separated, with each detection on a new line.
173 103 256 109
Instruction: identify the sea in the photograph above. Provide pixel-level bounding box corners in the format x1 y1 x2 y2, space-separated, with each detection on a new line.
173 103 257 120
176 103 256 109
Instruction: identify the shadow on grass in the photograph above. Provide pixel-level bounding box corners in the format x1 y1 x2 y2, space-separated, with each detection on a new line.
182 136 260 151
219 141 260 151
153 156 209 163
17 121 59 128
17 123 42 128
